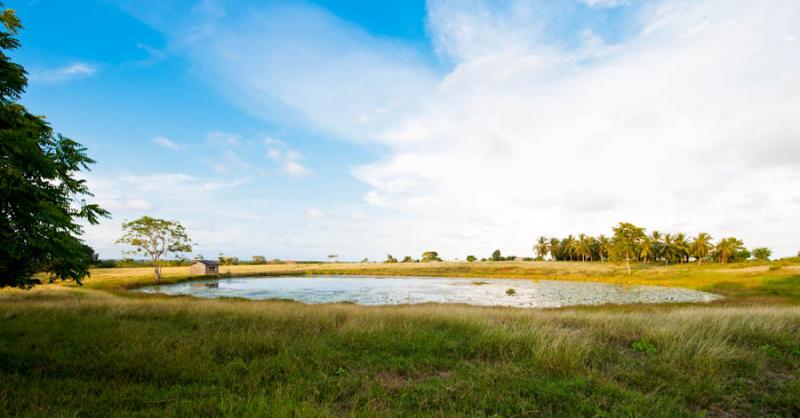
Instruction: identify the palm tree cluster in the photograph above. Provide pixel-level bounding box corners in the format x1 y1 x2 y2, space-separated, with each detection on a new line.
534 223 750 264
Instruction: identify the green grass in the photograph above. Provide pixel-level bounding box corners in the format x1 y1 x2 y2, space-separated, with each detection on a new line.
2 261 800 416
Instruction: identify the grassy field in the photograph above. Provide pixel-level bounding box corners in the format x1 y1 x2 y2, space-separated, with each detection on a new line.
1 261 799 416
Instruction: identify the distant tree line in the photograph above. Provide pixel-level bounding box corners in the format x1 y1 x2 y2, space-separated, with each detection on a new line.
532 222 764 273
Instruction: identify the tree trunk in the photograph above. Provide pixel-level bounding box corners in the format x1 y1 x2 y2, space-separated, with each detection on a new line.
625 255 631 275
152 255 161 284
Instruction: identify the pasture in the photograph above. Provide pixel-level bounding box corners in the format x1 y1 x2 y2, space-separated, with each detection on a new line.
1 261 799 416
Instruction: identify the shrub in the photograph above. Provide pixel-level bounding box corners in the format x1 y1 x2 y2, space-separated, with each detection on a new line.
631 339 657 355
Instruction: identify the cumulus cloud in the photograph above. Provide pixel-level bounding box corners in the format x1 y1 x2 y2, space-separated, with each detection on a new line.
348 0 800 257
30 62 97 83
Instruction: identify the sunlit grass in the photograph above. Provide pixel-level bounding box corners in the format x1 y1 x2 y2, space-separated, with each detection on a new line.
3 261 799 415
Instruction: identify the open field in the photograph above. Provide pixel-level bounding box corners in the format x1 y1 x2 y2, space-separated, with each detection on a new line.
2 261 799 416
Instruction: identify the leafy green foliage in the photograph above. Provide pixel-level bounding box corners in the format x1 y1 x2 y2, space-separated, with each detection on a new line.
0 6 108 287
631 339 657 355
612 222 645 274
421 251 441 262
491 249 502 261
384 254 398 263
116 217 192 282
535 224 753 268
466 255 477 262
752 247 772 262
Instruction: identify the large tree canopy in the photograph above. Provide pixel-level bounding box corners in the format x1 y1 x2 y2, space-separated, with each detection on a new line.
0 5 108 287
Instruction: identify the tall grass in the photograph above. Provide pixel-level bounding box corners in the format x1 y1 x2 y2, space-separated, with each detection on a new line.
1 286 799 416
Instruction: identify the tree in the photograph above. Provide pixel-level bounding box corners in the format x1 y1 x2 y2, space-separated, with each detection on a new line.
327 254 338 263
385 254 398 263
639 235 652 263
491 249 502 261
218 255 239 272
597 235 610 262
563 235 577 261
751 247 771 262
466 255 477 262
548 238 560 261
534 237 549 260
673 233 690 264
690 233 712 265
0 7 109 288
611 222 645 274
714 237 745 264
116 217 192 283
401 256 414 263
576 234 591 262
649 231 664 263
421 251 441 262
251 255 266 264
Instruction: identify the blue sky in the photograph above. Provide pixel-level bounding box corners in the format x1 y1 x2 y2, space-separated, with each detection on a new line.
9 0 800 259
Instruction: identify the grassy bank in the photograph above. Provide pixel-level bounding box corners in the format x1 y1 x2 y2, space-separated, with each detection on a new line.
2 262 799 416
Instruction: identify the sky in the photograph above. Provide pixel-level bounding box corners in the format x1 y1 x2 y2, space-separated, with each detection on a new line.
9 0 800 260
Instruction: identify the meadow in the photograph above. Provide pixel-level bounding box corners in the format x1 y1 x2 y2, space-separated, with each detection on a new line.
1 261 799 416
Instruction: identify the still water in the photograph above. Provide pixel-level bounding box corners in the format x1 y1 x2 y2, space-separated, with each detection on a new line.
138 276 721 308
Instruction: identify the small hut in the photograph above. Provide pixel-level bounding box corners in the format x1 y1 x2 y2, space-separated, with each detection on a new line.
190 260 220 275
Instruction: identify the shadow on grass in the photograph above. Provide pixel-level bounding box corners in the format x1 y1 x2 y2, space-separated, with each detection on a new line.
704 275 800 305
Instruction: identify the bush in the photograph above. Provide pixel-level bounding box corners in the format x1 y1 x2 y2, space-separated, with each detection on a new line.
631 340 657 355
466 255 477 262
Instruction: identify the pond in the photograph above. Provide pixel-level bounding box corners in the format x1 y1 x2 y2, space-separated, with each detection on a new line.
137 276 721 308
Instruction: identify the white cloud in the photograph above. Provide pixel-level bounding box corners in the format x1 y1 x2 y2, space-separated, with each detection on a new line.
264 137 313 177
179 3 437 140
579 0 631 8
111 0 800 258
30 62 97 83
152 135 183 150
349 0 800 257
206 130 241 147
307 208 326 221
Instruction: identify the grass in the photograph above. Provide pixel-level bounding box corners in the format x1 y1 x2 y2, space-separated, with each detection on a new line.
2 261 799 416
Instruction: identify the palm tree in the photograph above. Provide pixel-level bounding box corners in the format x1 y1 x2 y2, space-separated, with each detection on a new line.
649 231 663 263
691 233 712 265
673 233 690 264
534 236 549 260
714 237 743 264
576 234 591 262
639 235 652 263
663 234 675 264
597 235 610 262
564 235 577 261
549 238 560 261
